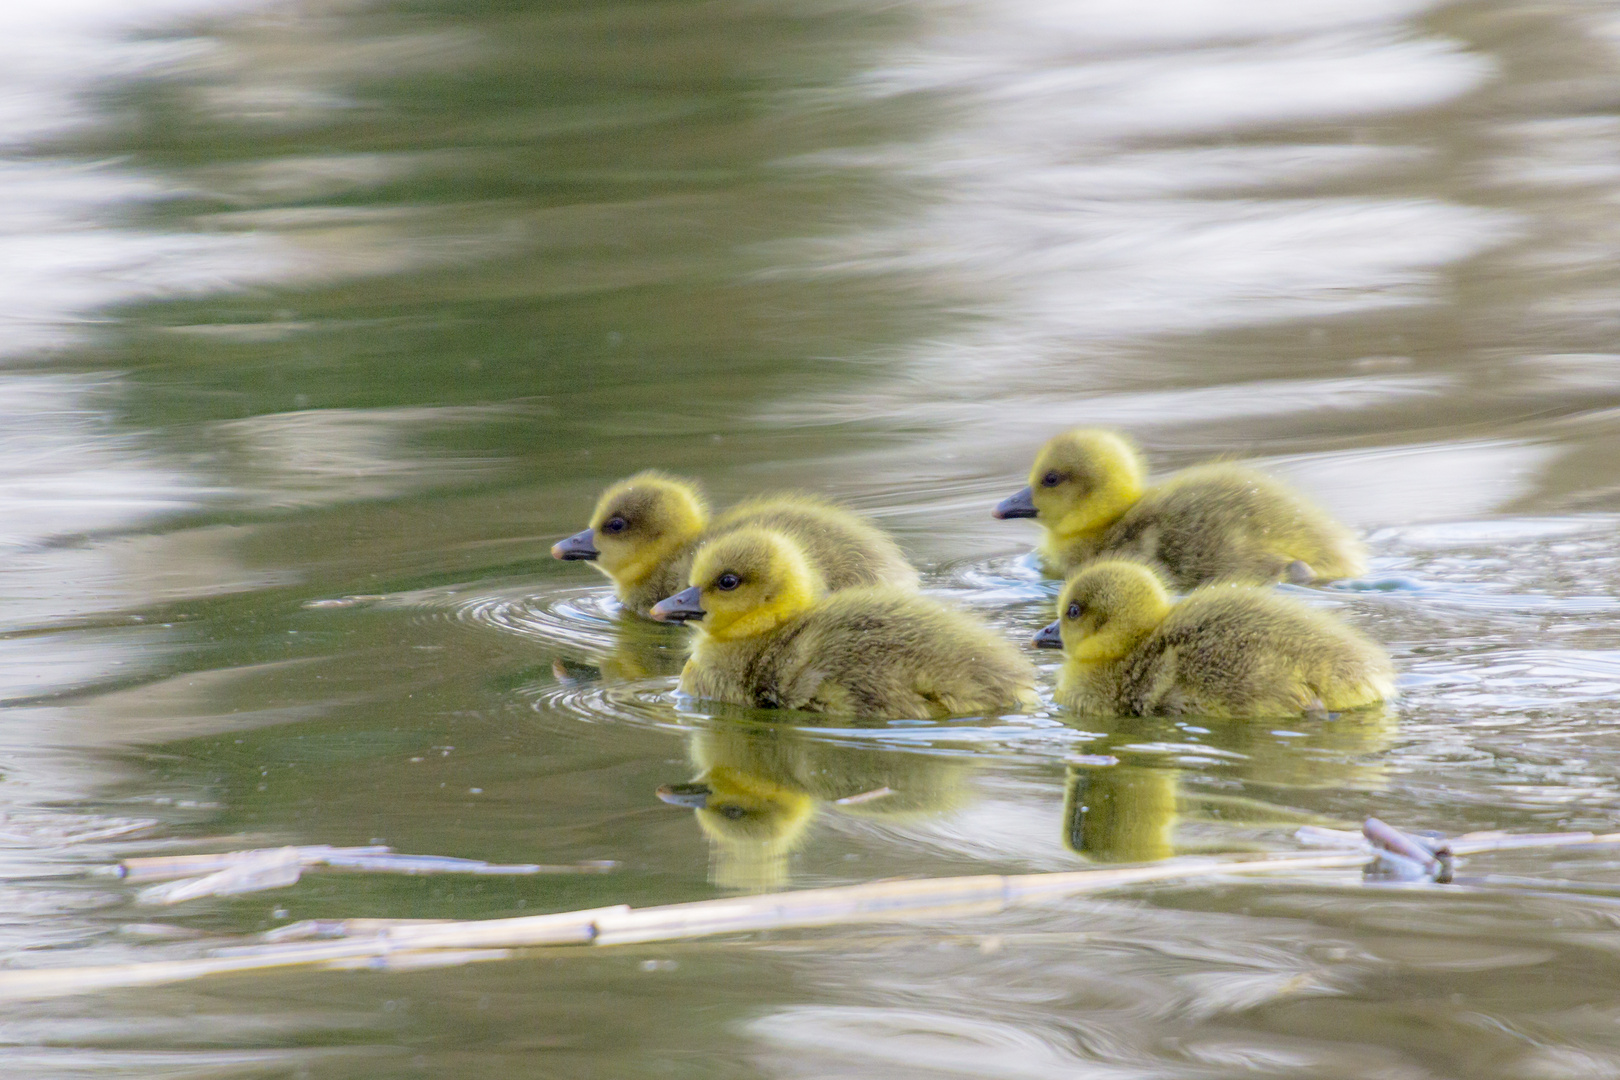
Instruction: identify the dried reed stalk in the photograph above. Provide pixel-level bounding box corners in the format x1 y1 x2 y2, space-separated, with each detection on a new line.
0 824 1613 1002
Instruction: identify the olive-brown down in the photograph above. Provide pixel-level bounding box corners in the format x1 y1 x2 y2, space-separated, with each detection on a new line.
574 472 918 616
1051 560 1394 718
1012 430 1365 587
674 528 1036 720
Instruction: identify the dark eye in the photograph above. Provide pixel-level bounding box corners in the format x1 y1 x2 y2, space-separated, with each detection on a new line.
603 516 628 534
1042 470 1062 488
1066 601 1083 619
715 572 741 591
719 804 747 820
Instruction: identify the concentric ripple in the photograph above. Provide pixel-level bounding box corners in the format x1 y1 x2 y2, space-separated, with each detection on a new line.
357 577 689 668
520 674 684 729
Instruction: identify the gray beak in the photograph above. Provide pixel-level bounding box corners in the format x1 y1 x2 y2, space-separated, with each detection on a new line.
993 486 1038 519
656 783 711 809
551 528 599 561
1033 621 1064 649
650 586 705 623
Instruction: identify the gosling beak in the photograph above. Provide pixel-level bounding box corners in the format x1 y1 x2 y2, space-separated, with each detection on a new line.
551 528 599 561
656 782 711 809
993 486 1038 519
650 586 705 624
1033 621 1064 649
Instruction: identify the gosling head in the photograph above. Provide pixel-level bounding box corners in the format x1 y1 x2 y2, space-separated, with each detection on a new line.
552 472 709 585
994 429 1145 539
649 527 825 641
1034 559 1172 664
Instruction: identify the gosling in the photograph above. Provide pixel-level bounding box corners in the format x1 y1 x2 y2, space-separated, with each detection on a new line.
650 528 1036 720
552 472 918 617
1034 560 1394 718
993 429 1364 587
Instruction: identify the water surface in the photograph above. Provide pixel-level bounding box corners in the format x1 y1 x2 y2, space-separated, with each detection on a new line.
5 0 1620 1076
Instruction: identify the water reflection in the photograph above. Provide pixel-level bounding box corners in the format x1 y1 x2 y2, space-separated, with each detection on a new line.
774 0 1514 481
1063 707 1395 862
658 717 978 891
3 0 1620 1075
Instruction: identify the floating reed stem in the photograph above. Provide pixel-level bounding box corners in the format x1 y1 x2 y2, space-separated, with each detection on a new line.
0 822 1614 1002
110 845 618 904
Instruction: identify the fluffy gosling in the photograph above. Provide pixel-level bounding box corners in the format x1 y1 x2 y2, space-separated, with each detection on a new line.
1034 560 1394 718
553 472 918 617
994 429 1364 587
650 527 1035 720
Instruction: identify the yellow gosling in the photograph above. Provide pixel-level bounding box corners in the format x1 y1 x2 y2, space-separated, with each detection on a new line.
552 472 918 617
993 429 1365 587
651 528 1036 720
1034 560 1395 718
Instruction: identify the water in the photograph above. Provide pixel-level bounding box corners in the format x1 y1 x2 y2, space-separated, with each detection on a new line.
3 0 1620 1074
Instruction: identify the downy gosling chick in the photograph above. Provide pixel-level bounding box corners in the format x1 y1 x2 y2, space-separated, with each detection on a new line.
650 528 1037 720
993 429 1364 586
1034 560 1394 718
553 472 919 617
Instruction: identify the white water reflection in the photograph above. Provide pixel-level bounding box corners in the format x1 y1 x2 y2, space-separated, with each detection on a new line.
771 0 1514 489
0 0 514 651
0 1 271 148
1267 439 1563 527
0 3 314 1004
861 31 1487 133
872 0 1453 54
210 406 513 508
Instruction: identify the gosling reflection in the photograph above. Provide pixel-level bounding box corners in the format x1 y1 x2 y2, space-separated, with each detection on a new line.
549 609 688 684
1062 706 1395 862
1063 761 1177 863
658 719 974 891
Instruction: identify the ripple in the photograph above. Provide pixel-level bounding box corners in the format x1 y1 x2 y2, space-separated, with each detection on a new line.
521 676 682 730
1410 649 1620 704
1372 516 1620 548
1335 578 1620 615
368 577 688 661
448 582 629 653
930 551 1058 609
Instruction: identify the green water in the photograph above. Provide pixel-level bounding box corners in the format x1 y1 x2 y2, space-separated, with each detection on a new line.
6 0 1620 1075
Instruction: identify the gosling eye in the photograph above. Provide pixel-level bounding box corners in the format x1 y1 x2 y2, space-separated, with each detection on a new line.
718 804 747 820
715 572 742 591
1066 601 1084 620
603 516 629 535
1041 470 1063 488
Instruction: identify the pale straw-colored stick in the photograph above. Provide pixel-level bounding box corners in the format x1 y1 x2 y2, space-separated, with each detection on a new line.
2 827 1616 1001
114 846 610 885
115 847 388 883
0 906 623 1001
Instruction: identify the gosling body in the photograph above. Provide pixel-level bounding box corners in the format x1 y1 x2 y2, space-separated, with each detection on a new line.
1038 560 1394 719
996 430 1364 587
653 529 1035 721
553 473 918 617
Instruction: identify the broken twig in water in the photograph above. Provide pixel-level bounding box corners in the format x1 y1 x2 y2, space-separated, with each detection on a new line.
1363 817 1454 882
109 845 618 904
2 821 1615 1001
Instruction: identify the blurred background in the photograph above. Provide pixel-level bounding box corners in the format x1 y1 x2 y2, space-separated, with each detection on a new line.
4 0 1620 1076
